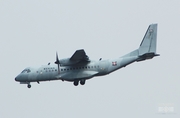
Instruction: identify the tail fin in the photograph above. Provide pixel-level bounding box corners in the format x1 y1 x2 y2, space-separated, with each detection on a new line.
137 24 159 61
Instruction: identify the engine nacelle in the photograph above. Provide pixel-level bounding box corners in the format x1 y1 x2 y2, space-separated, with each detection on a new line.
59 58 80 66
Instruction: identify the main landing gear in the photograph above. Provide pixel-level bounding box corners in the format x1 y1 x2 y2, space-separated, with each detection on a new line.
74 80 79 86
73 79 86 86
80 79 85 85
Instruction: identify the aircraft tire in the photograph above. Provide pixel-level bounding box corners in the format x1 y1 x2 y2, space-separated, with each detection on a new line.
73 80 79 86
27 84 31 88
80 79 85 85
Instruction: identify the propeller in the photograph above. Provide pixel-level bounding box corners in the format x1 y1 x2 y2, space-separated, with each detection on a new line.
55 52 60 74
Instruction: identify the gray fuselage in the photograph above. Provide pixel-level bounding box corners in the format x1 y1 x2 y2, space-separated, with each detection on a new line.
15 56 138 84
15 24 159 88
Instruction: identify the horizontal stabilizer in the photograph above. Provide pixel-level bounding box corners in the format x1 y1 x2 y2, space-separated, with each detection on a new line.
137 53 160 62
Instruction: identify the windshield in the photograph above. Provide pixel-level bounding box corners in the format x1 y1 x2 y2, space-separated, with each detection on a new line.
21 68 31 73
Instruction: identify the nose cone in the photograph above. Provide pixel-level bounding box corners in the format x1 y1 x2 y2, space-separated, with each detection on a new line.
15 74 29 82
15 74 23 82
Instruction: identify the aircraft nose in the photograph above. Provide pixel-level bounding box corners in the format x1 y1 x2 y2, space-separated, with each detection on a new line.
15 76 20 82
15 74 29 82
15 74 23 82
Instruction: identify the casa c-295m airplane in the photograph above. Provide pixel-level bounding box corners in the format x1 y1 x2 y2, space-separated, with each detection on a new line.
15 24 159 88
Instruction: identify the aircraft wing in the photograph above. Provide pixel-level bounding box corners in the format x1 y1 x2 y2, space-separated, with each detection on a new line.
70 49 89 62
59 49 90 66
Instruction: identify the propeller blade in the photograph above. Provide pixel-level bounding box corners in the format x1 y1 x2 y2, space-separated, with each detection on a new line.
55 52 60 74
55 52 60 64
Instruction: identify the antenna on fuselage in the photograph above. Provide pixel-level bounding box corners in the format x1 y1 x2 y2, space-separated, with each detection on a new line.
54 52 60 74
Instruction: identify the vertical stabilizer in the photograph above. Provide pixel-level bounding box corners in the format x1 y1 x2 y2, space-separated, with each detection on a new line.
139 24 157 55
137 24 159 61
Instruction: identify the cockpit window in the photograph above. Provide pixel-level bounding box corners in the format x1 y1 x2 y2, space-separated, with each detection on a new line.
21 69 31 73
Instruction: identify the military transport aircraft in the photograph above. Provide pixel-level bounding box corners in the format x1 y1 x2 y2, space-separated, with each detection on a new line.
15 24 159 88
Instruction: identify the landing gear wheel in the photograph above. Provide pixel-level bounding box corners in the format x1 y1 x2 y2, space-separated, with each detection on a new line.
73 80 79 86
27 84 31 88
80 79 86 85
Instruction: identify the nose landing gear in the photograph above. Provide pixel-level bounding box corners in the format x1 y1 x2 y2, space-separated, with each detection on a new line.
27 83 31 88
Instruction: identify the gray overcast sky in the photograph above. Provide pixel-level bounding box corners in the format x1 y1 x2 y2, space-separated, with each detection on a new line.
0 0 180 118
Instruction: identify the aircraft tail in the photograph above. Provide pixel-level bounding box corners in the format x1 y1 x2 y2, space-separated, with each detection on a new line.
137 24 160 61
